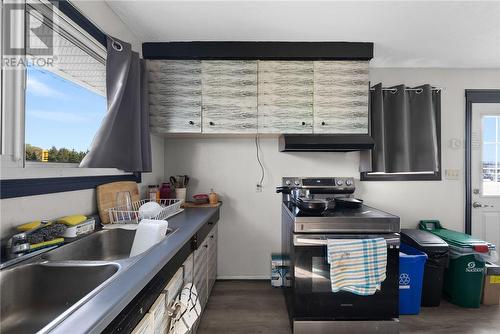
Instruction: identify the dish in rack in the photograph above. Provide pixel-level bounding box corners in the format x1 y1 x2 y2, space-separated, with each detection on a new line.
108 199 183 224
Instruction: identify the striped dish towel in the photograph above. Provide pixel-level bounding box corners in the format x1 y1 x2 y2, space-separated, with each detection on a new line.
327 238 387 296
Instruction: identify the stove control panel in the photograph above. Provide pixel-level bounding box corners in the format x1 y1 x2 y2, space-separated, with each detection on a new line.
282 177 355 194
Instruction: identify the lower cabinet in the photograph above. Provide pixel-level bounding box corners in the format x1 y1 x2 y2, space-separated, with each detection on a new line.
131 224 217 334
207 225 218 294
131 266 183 334
194 224 218 311
194 238 209 308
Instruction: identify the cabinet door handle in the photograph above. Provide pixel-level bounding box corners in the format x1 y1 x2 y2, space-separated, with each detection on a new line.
210 235 214 239
209 121 215 126
204 244 208 248
321 121 326 126
301 121 306 126
189 120 194 125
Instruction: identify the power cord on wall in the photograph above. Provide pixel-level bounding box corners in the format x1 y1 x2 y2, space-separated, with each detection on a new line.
255 135 265 191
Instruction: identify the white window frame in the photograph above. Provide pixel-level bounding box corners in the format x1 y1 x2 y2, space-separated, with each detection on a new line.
1 0 130 180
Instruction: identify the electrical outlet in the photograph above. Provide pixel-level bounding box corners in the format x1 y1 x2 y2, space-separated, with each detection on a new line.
256 183 263 192
445 169 460 180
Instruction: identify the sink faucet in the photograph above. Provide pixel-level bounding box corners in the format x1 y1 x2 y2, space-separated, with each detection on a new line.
7 232 31 257
6 220 53 257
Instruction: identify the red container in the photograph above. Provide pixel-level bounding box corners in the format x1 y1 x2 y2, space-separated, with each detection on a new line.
159 182 173 199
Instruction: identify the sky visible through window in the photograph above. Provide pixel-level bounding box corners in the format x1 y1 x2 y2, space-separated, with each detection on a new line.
483 116 499 164
482 115 500 196
25 65 106 162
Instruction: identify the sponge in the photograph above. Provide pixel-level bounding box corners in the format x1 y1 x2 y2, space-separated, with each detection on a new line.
17 215 87 232
17 220 42 232
30 237 65 251
26 223 67 244
57 215 87 226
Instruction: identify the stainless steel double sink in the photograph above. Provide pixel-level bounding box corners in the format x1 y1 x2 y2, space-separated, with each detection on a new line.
0 227 176 334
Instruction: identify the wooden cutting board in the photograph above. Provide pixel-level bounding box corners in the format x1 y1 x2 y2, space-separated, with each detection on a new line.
96 181 140 224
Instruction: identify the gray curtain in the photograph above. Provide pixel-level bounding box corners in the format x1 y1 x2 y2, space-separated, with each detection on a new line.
369 83 439 173
80 36 152 172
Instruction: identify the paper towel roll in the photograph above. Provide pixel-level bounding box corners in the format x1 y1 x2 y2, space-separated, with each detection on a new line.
129 219 169 257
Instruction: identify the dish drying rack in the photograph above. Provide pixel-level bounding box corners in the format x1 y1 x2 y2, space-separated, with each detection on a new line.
108 199 183 224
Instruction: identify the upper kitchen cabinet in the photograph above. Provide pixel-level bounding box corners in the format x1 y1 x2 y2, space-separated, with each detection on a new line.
202 61 258 133
148 60 202 133
258 61 314 133
313 61 370 134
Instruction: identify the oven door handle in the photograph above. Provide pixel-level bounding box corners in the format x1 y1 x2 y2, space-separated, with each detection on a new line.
293 235 400 247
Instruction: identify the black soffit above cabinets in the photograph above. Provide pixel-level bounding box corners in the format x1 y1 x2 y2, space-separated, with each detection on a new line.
279 134 375 152
142 41 373 60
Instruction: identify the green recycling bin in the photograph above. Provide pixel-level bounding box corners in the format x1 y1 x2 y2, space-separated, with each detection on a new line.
419 220 497 308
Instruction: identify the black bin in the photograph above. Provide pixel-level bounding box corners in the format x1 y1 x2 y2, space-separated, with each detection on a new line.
401 229 449 307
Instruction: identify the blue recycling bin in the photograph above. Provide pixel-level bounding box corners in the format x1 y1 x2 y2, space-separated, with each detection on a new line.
399 243 428 315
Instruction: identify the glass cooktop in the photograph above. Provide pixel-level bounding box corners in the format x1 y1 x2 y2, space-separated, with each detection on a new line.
284 202 398 220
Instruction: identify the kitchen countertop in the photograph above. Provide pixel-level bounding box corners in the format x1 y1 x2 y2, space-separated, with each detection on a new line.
49 207 220 334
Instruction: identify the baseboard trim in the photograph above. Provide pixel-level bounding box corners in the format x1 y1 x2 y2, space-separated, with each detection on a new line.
217 276 269 280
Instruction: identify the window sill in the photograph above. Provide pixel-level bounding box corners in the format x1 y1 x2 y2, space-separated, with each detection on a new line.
1 157 141 199
25 161 80 168
0 172 141 199
360 171 442 181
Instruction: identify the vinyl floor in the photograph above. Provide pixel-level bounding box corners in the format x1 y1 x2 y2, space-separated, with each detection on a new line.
197 280 500 334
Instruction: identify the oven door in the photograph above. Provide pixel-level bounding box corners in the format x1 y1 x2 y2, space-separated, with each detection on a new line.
291 233 399 321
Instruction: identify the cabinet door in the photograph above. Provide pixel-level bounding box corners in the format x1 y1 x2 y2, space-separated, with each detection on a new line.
165 266 184 307
313 61 369 134
194 239 208 307
182 253 194 284
258 61 313 133
207 226 217 294
202 60 258 133
131 312 153 334
148 60 202 133
162 266 185 333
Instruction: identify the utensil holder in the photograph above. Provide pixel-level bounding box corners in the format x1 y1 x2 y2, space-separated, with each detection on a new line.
175 188 187 203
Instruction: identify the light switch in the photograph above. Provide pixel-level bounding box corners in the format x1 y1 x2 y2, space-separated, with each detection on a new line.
445 169 460 180
450 139 462 149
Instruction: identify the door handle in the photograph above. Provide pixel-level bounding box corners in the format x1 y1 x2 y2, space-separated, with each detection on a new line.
473 202 491 208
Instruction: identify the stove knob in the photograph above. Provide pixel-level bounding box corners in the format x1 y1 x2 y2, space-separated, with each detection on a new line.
294 180 301 186
336 179 344 186
346 179 353 186
285 180 291 186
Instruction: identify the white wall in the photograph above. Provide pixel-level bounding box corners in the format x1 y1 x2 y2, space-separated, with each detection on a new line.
164 68 500 279
0 2 164 237
72 0 142 53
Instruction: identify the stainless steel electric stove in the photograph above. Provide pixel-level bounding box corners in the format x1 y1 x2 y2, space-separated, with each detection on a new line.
279 177 400 334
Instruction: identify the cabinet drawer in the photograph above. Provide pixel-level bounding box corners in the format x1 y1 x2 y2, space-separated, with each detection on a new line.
313 61 369 134
202 60 258 133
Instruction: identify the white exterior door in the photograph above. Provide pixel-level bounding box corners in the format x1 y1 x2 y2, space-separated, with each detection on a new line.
471 103 500 254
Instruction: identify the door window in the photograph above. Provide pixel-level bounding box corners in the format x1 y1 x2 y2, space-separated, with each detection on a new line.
482 116 500 196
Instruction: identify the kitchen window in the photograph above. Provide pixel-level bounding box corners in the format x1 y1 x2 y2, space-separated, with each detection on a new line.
25 65 106 164
360 85 442 181
24 0 107 165
1 1 139 198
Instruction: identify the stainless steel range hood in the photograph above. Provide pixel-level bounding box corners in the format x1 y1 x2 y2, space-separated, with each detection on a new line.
279 134 375 152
